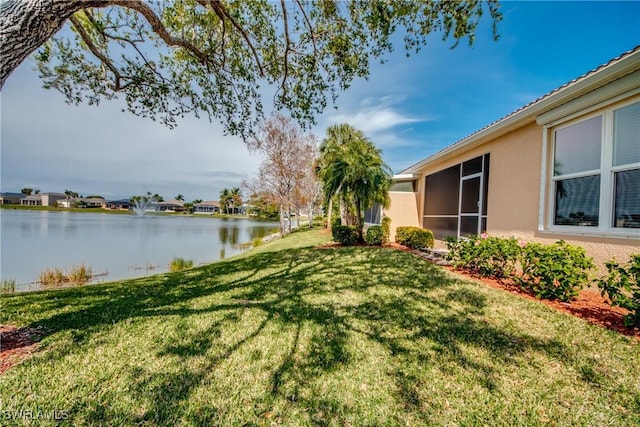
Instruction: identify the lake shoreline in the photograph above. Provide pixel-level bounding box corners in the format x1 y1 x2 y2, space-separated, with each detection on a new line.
0 205 278 221
1 210 279 292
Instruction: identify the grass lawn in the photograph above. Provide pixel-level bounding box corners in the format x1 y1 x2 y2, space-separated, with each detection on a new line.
1 229 638 426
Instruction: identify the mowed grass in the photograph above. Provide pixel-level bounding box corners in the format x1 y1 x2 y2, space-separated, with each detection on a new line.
1 229 638 426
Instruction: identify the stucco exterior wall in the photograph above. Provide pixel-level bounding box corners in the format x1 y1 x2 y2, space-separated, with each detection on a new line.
386 191 420 241
395 119 638 270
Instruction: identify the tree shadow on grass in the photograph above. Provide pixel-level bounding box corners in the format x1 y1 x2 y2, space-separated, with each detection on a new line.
1 246 599 425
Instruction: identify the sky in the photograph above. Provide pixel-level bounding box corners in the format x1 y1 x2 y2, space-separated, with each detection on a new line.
1 1 639 202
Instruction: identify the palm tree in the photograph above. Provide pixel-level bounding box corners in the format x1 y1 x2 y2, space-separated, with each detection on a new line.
230 187 242 214
316 124 352 229
175 194 184 201
219 188 231 214
317 124 392 241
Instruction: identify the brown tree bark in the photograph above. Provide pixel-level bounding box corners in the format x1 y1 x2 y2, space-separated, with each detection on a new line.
0 0 114 89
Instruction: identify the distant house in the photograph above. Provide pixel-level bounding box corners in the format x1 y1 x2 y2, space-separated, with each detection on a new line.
77 197 106 208
57 199 73 208
384 47 640 268
105 199 131 210
21 195 43 206
60 197 105 208
41 193 66 207
0 192 25 205
194 201 220 214
153 200 185 212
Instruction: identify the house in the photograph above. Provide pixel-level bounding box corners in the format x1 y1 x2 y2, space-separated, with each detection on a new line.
385 46 640 268
194 201 220 214
76 197 106 208
105 199 131 210
153 200 185 212
40 193 67 206
59 197 106 208
21 195 43 206
0 192 25 205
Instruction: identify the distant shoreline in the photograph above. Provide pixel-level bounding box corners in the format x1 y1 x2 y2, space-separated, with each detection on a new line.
0 204 277 221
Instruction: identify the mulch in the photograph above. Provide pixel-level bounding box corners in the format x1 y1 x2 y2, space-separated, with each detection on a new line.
442 266 639 340
0 325 45 374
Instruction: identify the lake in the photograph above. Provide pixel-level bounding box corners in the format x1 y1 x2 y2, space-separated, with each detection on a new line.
0 210 279 292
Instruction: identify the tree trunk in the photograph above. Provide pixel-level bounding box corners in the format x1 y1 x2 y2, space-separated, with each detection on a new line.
0 0 114 89
279 204 285 234
326 199 333 230
355 200 364 242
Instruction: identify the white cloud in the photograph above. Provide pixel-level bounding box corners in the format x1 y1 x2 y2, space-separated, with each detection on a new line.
328 108 423 135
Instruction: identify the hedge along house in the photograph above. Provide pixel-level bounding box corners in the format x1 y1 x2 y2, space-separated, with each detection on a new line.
385 46 640 268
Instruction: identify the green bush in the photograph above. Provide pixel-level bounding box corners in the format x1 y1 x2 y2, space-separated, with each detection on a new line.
395 226 434 249
365 226 383 246
407 229 434 250
447 234 595 303
446 235 520 278
518 241 594 302
381 216 391 244
597 254 640 327
332 225 358 246
395 226 414 246
330 215 341 231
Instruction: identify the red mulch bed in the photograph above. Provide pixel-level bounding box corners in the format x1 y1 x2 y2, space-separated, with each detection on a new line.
0 325 45 374
444 266 639 340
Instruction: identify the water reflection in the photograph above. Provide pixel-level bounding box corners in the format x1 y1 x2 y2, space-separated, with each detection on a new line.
218 226 240 244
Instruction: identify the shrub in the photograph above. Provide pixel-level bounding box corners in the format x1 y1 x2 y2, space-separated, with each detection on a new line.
381 216 391 244
407 229 434 250
67 264 93 284
395 226 414 246
365 225 383 246
332 224 358 246
253 237 263 248
518 241 594 302
446 235 520 278
395 226 434 249
597 254 640 327
169 257 194 272
330 215 341 231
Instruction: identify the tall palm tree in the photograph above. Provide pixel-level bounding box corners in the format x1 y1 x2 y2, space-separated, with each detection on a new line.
219 188 231 214
317 124 392 241
230 187 242 214
316 124 354 228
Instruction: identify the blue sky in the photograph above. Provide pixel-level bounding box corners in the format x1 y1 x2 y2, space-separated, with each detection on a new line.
1 1 639 202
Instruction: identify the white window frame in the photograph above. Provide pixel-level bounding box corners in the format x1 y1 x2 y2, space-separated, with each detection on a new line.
540 97 640 239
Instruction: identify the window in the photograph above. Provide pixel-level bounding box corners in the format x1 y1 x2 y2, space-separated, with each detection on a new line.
364 202 383 225
390 181 417 192
548 100 639 233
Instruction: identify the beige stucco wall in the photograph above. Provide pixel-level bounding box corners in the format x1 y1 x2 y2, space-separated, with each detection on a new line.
386 191 420 241
393 118 639 271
